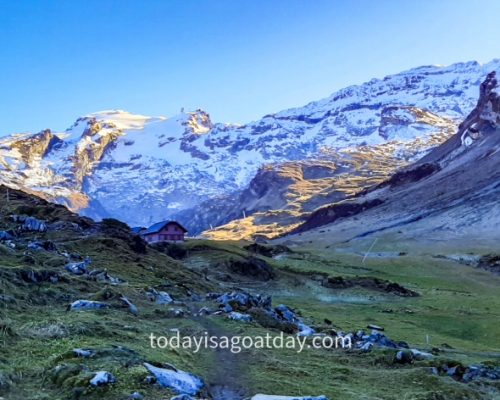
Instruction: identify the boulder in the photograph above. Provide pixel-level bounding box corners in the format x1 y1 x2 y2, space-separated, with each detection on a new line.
73 348 94 358
87 269 122 284
462 365 500 382
197 307 212 316
22 217 47 232
68 300 109 311
274 304 315 336
0 231 14 240
356 330 398 350
120 296 139 316
90 371 116 386
147 289 174 305
216 291 272 312
410 349 432 360
143 362 204 395
228 311 252 322
395 350 414 364
27 242 43 251
65 257 91 275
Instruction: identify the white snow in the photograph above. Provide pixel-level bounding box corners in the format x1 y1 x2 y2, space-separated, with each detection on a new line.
0 59 498 227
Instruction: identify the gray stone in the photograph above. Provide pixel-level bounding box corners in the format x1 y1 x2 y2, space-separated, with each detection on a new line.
143 362 204 395
0 231 14 240
228 311 252 322
22 217 47 232
68 300 109 311
120 296 139 316
90 371 116 386
73 348 94 358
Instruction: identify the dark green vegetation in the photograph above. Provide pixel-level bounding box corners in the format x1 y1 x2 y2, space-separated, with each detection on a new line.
1 186 499 399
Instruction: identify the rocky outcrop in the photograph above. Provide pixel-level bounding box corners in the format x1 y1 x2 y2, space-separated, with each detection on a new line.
291 199 383 234
10 129 62 165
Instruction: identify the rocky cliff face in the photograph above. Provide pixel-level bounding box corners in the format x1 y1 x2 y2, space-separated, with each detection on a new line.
0 60 498 234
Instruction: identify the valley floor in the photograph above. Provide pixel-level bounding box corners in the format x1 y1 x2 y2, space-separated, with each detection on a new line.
0 189 499 400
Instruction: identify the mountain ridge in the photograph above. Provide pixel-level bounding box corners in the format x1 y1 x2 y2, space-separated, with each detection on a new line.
1 59 499 234
287 68 500 243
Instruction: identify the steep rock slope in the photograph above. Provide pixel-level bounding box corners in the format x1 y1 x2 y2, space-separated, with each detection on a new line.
289 69 500 244
0 60 498 231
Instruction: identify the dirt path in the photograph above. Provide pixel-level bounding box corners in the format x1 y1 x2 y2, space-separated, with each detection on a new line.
189 306 250 400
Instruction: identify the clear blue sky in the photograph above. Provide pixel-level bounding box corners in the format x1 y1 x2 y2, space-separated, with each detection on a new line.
1 0 500 135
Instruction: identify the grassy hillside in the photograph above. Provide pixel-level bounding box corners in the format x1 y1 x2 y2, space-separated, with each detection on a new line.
1 186 499 399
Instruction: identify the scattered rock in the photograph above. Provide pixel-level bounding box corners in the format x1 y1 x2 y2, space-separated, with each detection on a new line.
73 348 94 358
120 296 139 316
248 308 297 334
143 362 204 395
410 349 433 360
431 362 500 382
215 291 271 312
68 300 109 311
462 364 500 382
128 392 144 400
251 395 329 400
0 231 13 240
170 309 185 318
395 350 414 364
354 330 398 350
90 371 116 386
65 257 91 275
274 304 315 336
477 254 500 274
197 307 212 316
147 289 174 305
228 311 252 322
359 342 373 352
87 269 122 284
22 216 47 232
27 242 44 251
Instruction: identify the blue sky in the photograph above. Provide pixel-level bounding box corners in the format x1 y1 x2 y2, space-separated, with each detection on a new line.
1 0 500 135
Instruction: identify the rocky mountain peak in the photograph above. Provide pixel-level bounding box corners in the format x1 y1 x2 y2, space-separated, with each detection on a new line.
1 60 499 233
459 70 499 146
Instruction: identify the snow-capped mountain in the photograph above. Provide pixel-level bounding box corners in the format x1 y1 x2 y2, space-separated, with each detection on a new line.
289 68 500 243
0 60 499 233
